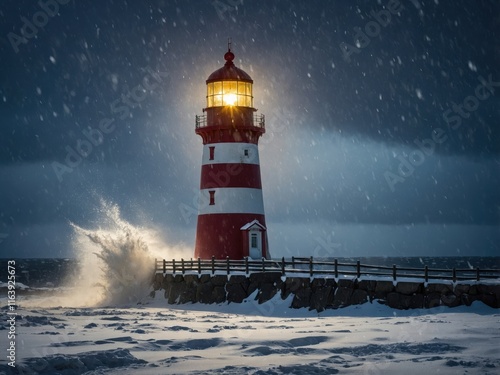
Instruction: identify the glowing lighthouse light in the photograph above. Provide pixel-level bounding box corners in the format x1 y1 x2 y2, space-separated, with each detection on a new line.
194 42 269 260
223 93 237 106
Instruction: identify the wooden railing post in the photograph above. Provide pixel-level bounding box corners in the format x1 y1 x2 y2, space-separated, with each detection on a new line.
198 257 201 275
309 256 313 277
452 268 456 282
334 259 338 278
211 256 215 275
172 259 176 274
163 259 166 274
226 256 230 275
281 257 285 276
392 264 397 281
181 258 185 274
356 260 361 278
476 267 480 281
424 265 428 282
245 257 249 275
292 256 295 269
262 257 265 272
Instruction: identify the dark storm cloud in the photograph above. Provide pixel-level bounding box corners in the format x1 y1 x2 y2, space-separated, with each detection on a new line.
0 1 498 257
1 1 499 163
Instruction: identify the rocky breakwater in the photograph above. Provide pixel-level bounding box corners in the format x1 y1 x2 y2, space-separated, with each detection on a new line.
152 273 500 311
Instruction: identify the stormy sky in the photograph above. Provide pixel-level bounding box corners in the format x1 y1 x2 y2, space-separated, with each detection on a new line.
0 0 499 258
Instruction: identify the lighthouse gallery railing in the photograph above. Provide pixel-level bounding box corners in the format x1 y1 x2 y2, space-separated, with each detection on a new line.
155 257 500 282
195 114 265 129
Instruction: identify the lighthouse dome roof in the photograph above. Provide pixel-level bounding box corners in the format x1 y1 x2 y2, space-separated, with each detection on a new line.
206 50 253 83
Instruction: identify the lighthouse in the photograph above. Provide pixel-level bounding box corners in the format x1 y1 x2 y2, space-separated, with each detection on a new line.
194 44 269 260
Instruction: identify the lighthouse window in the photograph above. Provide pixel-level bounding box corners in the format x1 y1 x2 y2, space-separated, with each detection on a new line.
209 146 215 160
251 233 258 248
206 81 253 108
244 149 249 157
209 190 215 205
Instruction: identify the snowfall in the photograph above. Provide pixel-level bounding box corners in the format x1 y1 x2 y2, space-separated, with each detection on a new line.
1 290 499 375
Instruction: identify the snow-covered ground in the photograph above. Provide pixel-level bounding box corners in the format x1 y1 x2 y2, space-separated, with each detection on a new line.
1 291 499 375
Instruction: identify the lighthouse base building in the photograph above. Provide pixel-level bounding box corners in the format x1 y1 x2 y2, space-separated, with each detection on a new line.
193 46 270 260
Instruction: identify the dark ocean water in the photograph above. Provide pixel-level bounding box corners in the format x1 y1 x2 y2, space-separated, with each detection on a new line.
1 257 499 288
0 258 80 288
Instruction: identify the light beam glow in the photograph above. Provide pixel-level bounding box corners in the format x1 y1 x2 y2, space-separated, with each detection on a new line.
223 93 237 106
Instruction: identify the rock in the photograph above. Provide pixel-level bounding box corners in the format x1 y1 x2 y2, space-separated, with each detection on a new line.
477 284 500 301
468 285 478 295
408 294 424 309
291 287 311 309
427 283 452 294
183 274 199 285
173 274 184 283
227 275 247 285
357 280 377 292
395 282 422 295
250 272 282 284
333 287 353 308
375 281 394 296
478 294 497 308
441 293 461 308
350 289 368 306
212 286 226 304
168 282 187 304
247 281 259 297
211 275 227 286
386 292 412 309
337 279 354 289
460 293 479 306
283 277 310 299
179 283 197 304
257 283 278 304
153 274 163 291
226 283 247 303
425 292 442 308
199 274 211 284
311 278 326 289
310 286 333 312
453 284 470 296
162 274 174 290
196 282 214 304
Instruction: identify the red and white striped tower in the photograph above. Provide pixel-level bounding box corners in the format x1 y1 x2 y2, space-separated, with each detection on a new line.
194 45 269 260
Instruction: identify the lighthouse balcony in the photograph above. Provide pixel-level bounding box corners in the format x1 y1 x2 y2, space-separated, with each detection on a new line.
195 113 265 130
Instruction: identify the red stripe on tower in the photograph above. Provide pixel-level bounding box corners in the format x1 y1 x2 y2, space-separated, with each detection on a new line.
194 43 270 260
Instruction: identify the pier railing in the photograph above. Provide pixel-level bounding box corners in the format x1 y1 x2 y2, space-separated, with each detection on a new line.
155 257 500 282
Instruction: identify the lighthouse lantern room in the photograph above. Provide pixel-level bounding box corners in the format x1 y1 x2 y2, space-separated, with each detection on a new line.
194 44 269 260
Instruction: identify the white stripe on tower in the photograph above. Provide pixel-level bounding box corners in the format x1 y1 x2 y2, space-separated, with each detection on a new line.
201 143 260 165
198 187 265 215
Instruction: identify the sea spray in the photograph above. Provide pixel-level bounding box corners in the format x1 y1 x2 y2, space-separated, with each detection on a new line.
69 202 164 306
72 225 148 305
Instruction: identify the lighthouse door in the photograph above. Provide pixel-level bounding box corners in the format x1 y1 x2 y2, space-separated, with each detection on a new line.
249 230 262 259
